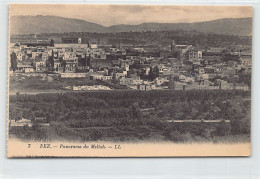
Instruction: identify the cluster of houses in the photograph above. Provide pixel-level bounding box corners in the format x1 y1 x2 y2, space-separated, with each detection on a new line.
10 38 251 91
72 85 111 91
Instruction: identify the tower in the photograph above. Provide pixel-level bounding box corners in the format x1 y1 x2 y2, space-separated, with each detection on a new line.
171 40 176 52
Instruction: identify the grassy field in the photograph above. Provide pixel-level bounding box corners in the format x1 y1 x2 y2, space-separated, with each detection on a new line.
9 74 96 91
9 73 127 92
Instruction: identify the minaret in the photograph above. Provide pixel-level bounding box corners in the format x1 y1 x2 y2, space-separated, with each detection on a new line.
171 40 176 52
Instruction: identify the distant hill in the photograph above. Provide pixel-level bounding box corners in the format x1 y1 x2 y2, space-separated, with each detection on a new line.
108 18 252 36
10 15 105 35
10 15 252 36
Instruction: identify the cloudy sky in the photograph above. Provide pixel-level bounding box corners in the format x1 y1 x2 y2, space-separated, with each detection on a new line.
10 4 252 26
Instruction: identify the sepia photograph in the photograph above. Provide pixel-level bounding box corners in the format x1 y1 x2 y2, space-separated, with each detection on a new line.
7 4 252 157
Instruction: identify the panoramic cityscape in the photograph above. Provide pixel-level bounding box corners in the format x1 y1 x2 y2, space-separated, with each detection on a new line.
8 5 252 145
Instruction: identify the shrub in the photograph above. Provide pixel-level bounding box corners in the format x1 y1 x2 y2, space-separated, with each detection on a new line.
89 129 103 141
214 121 231 136
167 131 193 142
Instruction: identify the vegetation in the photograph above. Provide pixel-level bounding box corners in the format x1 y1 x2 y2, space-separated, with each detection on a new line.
10 52 17 72
9 90 251 142
46 50 54 72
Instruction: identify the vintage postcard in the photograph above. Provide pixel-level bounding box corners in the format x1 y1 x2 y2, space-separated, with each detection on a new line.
8 4 252 157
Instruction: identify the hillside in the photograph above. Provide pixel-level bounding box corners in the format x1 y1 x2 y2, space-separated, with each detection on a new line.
10 15 105 35
108 18 252 36
10 15 252 36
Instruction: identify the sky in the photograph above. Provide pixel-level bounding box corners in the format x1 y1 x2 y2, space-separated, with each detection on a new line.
9 4 253 27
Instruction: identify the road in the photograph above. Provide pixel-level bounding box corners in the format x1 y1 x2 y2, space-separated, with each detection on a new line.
9 89 126 96
9 90 69 96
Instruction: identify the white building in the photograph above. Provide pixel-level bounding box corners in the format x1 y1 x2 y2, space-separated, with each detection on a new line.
61 73 86 78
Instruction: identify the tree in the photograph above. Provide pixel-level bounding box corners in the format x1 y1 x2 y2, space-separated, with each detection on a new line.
50 39 55 47
215 121 231 136
10 52 17 72
61 61 67 73
78 55 86 68
172 51 181 58
58 57 63 63
231 112 250 135
47 50 54 72
149 66 159 81
238 73 251 88
86 55 91 67
129 103 142 119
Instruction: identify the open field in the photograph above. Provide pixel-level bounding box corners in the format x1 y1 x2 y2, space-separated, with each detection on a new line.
9 73 129 94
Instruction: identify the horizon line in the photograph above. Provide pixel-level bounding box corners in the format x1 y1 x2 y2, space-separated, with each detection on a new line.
10 15 253 27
